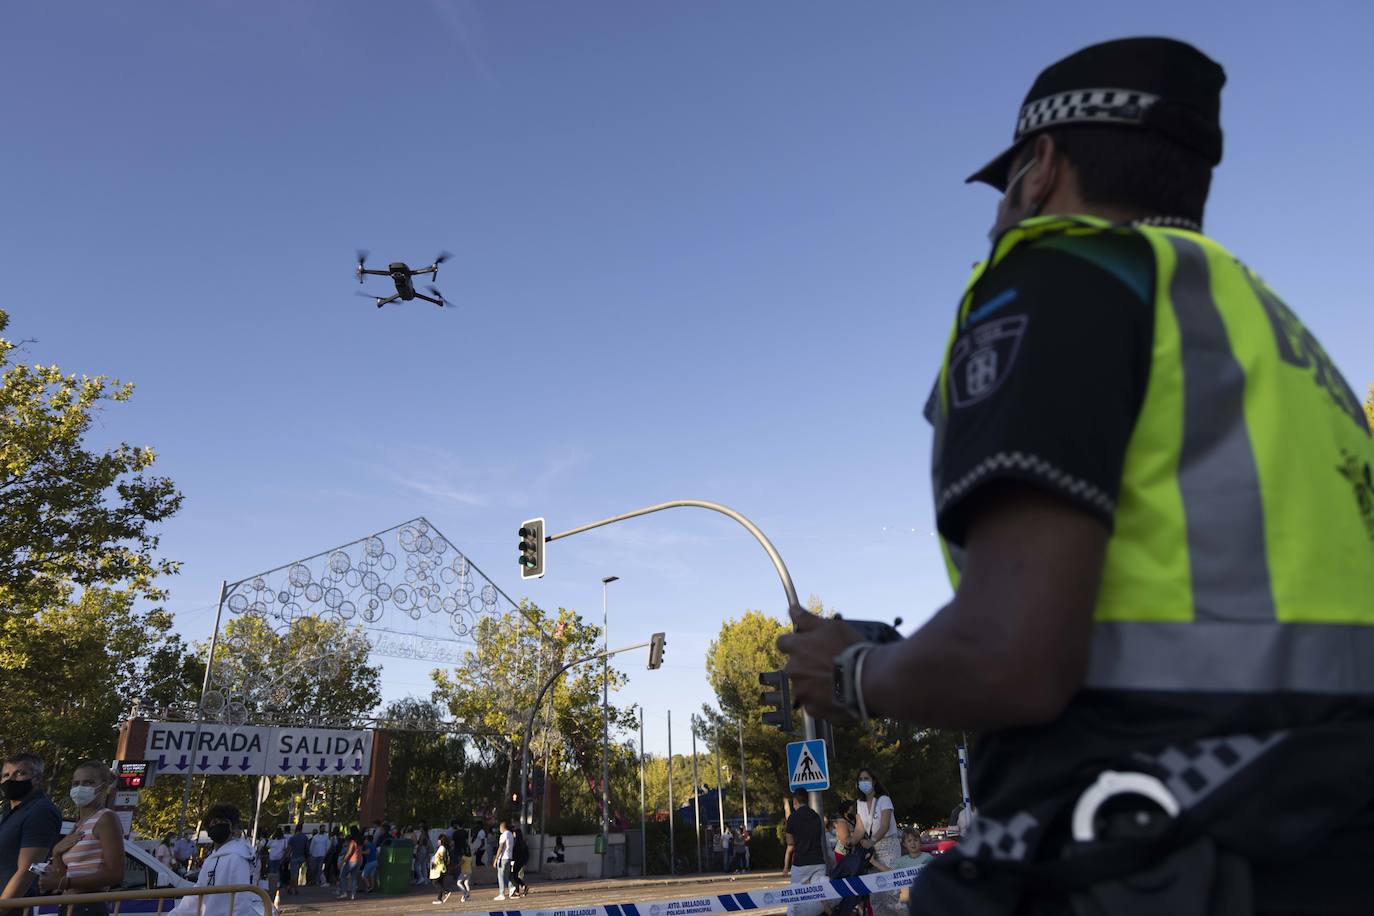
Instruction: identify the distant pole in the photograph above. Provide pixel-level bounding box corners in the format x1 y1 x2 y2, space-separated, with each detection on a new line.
667 711 675 875
738 719 749 830
714 726 725 870
180 579 227 835
638 706 647 875
600 575 618 877
690 717 702 874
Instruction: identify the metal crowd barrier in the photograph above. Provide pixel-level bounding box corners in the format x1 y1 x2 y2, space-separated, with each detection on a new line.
4 883 272 916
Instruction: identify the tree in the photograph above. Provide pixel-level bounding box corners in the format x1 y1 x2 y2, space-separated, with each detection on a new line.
0 309 181 613
430 604 638 824
0 589 201 783
379 697 470 825
203 613 382 727
1365 383 1373 433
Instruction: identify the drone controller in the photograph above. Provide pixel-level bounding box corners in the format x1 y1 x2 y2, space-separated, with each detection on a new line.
833 613 904 644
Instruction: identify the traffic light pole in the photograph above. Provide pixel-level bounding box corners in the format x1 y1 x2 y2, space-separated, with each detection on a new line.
518 638 656 833
543 500 826 818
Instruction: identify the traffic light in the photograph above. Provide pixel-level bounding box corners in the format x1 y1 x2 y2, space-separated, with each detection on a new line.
518 517 545 579
647 632 666 670
759 670 793 733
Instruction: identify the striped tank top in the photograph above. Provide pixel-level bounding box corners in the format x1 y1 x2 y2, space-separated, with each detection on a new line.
64 809 115 878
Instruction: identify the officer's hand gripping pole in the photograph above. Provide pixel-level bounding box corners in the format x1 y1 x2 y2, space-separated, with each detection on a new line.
542 499 826 816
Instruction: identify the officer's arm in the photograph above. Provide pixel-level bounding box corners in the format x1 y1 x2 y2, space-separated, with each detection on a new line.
860 481 1105 729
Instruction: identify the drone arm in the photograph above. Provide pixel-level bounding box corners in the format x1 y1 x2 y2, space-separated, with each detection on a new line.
360 268 391 277
413 292 445 308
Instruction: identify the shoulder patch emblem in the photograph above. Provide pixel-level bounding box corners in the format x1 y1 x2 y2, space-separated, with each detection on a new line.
950 315 1027 408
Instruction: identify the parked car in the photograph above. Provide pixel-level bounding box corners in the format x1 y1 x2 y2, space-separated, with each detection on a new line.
919 827 960 856
37 824 192 915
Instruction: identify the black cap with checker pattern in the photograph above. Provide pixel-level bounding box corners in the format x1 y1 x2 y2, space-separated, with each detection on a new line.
967 37 1226 191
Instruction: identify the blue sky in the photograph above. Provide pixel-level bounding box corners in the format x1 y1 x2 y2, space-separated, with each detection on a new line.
3 2 1371 758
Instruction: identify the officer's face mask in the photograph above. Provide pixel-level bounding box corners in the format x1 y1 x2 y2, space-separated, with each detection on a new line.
987 157 1038 243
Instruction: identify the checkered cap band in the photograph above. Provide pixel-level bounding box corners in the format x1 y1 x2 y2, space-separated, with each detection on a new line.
1016 88 1161 140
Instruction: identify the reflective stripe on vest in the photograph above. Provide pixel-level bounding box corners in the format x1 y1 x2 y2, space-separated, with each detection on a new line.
934 216 1374 695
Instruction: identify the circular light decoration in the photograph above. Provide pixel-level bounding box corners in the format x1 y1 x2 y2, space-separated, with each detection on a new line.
324 587 344 609
305 583 324 603
288 564 312 588
481 584 499 608
329 551 351 575
201 690 227 715
338 600 356 620
380 553 396 571
364 536 385 558
228 594 249 613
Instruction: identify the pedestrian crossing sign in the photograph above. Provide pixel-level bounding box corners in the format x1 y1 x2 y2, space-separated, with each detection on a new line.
787 738 830 791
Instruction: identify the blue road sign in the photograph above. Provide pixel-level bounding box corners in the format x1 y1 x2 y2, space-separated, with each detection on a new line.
787 739 829 792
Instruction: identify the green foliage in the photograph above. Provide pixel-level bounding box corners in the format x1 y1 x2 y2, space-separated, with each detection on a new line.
205 614 381 726
0 309 181 613
430 604 637 821
380 697 469 825
0 589 201 785
1365 382 1373 432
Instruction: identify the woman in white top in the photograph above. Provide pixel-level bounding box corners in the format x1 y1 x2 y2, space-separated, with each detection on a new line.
853 767 900 916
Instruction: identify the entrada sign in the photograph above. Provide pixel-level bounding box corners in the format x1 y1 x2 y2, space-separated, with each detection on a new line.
147 723 373 776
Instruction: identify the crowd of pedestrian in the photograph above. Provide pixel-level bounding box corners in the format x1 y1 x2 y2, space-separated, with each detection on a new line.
783 767 935 916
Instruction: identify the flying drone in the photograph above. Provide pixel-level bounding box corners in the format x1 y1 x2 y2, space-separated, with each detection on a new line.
354 250 452 309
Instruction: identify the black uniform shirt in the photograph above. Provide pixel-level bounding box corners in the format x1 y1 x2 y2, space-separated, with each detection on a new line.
932 230 1156 547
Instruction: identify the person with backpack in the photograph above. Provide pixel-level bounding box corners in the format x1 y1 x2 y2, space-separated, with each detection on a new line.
509 829 529 898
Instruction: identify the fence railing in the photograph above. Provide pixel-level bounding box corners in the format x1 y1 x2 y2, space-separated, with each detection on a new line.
4 883 272 916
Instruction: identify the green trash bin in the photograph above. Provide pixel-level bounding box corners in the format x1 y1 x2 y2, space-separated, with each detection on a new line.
378 838 414 895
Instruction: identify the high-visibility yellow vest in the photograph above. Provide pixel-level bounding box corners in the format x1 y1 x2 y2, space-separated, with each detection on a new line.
934 215 1374 695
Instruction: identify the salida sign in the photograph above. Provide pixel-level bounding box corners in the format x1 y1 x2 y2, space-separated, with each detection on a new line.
147 723 373 776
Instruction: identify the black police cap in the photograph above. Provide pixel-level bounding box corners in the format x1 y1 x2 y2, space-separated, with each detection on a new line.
967 37 1226 190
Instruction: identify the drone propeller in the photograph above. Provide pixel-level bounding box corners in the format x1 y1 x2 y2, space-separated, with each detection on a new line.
428 286 452 309
354 291 387 302
433 251 451 266
355 249 369 283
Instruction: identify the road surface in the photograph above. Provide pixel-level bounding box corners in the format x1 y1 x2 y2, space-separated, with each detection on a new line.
280 871 790 916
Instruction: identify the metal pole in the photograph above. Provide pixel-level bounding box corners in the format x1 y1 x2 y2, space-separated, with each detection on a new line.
638 707 647 876
714 726 725 870
690 717 701 874
667 711 675 876
537 684 555 870
544 500 825 820
179 580 227 835
600 575 617 878
738 719 749 831
958 736 972 813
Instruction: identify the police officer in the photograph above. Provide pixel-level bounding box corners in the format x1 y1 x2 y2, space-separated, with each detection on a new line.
778 37 1374 915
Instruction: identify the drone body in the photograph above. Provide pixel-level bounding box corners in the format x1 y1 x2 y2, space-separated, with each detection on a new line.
355 250 451 308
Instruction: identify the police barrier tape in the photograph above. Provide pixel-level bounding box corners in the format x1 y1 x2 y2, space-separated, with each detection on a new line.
427 865 927 916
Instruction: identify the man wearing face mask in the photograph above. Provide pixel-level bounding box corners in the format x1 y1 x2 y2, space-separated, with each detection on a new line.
170 805 262 916
0 753 61 912
779 37 1374 915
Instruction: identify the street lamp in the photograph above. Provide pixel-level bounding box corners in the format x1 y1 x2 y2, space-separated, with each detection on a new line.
601 575 617 875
